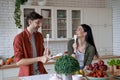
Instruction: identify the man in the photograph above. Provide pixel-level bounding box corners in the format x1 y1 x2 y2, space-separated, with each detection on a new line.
13 12 50 77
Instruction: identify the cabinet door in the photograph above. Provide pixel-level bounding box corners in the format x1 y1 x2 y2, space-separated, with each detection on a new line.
83 8 113 56
83 8 112 26
71 10 81 37
41 9 52 38
98 8 112 25
57 9 67 38
22 8 35 27
0 70 3 80
83 8 99 25
3 68 19 79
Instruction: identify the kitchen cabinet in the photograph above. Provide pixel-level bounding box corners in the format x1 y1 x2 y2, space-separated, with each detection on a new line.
0 67 19 80
21 6 82 40
83 8 113 55
3 68 19 79
0 62 55 80
83 8 112 26
0 70 2 80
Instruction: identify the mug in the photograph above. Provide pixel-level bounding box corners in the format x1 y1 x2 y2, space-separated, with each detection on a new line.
72 74 82 80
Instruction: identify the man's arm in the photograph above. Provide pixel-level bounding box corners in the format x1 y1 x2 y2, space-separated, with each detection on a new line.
16 56 48 66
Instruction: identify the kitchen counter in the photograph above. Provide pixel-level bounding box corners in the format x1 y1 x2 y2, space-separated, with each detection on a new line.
94 55 120 60
1 55 120 80
3 73 119 80
0 55 120 69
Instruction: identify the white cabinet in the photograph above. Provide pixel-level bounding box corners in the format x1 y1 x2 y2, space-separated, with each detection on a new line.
0 67 19 80
21 6 82 40
83 8 112 26
83 8 113 55
0 70 3 80
3 68 19 79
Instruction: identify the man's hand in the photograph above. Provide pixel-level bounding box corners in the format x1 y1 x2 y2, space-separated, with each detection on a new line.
43 48 51 59
39 48 51 63
40 56 48 63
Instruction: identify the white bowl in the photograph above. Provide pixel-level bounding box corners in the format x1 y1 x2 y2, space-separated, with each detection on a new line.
72 74 82 80
86 76 109 80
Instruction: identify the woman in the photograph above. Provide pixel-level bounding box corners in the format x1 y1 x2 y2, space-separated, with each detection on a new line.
67 24 99 69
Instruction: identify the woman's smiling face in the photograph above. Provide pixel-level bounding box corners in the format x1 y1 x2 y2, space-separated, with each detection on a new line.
75 26 86 38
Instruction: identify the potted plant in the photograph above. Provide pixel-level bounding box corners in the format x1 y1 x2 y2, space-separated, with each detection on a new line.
55 55 80 80
115 59 120 70
14 0 28 28
107 59 120 73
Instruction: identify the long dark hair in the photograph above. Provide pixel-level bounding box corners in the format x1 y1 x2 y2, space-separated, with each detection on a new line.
81 24 99 58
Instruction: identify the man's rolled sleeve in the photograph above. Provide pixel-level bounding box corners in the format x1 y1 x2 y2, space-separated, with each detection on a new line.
13 36 24 62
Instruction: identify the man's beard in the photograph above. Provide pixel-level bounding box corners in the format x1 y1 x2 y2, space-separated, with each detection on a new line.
33 28 38 32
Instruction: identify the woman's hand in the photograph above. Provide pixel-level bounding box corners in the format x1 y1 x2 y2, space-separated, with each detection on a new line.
71 54 76 58
72 42 77 53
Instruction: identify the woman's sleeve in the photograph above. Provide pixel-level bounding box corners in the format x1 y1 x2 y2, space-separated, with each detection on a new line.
67 39 74 55
85 47 95 65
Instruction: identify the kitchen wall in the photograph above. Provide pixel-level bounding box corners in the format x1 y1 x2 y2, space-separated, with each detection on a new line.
46 0 107 8
0 0 119 58
112 0 120 56
0 0 17 58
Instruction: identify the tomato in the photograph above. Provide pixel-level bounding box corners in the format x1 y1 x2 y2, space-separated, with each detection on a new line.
2 61 5 65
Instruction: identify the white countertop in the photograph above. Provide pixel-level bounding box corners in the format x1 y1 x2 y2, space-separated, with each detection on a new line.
20 74 51 80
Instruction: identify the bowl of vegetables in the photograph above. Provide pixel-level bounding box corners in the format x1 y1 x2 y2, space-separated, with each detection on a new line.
85 60 108 73
86 69 109 80
85 60 109 80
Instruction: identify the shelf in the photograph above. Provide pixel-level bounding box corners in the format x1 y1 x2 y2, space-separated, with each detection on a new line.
42 29 51 30
43 18 51 19
57 29 66 30
44 38 69 41
57 18 66 19
72 18 80 19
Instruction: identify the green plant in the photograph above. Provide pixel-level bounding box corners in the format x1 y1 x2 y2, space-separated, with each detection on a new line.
55 55 80 75
14 0 28 28
107 59 115 66
115 59 120 66
107 59 120 66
